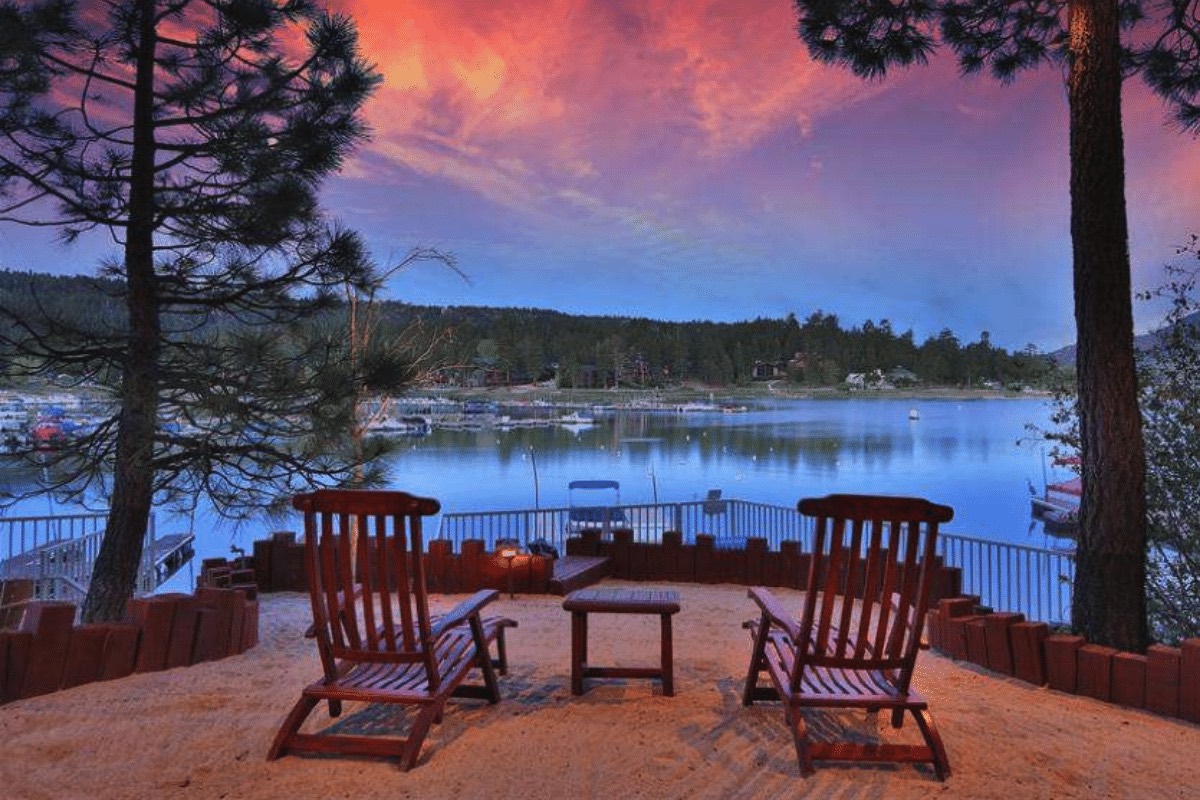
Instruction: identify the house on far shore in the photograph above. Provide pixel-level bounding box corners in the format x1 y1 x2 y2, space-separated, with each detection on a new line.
751 359 787 380
845 369 894 391
752 351 810 380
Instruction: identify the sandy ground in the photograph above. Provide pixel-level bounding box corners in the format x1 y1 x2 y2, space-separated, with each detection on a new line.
2 580 1197 800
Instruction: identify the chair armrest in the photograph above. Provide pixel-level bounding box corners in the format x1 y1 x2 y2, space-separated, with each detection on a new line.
430 589 500 639
747 586 802 642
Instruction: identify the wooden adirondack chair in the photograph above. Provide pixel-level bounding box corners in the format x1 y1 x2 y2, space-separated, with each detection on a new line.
742 493 954 780
268 489 515 770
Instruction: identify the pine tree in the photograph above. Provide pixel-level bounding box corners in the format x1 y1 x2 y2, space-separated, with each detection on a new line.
0 0 389 621
788 0 1200 650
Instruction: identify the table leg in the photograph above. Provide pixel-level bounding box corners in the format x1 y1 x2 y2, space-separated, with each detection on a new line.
661 612 674 697
571 610 587 695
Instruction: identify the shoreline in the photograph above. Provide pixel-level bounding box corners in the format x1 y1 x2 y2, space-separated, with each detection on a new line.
411 384 1055 405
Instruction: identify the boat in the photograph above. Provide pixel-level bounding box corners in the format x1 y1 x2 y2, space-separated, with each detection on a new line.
29 419 66 450
565 479 626 534
558 411 596 432
1029 475 1080 536
908 408 920 420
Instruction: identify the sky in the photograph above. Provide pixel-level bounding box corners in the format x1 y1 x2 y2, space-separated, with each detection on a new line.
4 0 1200 352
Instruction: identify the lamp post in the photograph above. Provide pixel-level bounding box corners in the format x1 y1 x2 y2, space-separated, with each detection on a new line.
500 546 518 599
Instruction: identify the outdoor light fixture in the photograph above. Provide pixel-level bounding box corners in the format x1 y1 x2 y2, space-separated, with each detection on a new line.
500 546 519 599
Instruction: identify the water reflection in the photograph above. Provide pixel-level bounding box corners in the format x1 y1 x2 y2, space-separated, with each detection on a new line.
396 398 1055 544
2 397 1062 586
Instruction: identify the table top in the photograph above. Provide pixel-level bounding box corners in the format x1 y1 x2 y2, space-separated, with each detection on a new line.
563 587 681 614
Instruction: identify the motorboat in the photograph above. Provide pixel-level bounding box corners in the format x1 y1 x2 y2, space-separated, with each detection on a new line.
566 479 625 534
1030 476 1080 536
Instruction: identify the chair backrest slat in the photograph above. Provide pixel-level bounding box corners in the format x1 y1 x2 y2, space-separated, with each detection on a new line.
293 490 442 676
796 495 952 681
854 520 884 659
885 517 923 660
870 517 897 659
833 516 864 658
814 514 844 655
372 514 398 651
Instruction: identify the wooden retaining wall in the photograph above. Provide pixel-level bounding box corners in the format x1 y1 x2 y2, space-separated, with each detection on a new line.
249 532 555 596
926 598 1200 724
0 587 258 706
566 529 964 601
247 529 961 601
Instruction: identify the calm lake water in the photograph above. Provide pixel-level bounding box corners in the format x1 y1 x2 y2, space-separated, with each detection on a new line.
7 396 1070 593
386 397 1061 543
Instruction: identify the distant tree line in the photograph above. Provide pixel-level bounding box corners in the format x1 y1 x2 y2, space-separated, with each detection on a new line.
378 305 1065 390
0 269 1066 392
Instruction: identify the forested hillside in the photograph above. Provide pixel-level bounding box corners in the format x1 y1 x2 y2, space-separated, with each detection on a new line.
378 304 1062 389
0 269 1064 389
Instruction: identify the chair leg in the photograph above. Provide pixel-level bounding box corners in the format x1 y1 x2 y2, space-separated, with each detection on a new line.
911 708 952 781
398 701 444 772
470 616 501 703
890 707 905 728
267 694 320 761
494 626 509 676
742 618 770 706
785 704 815 777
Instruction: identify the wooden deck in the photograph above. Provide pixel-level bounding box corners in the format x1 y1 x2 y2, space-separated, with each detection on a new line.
548 555 611 595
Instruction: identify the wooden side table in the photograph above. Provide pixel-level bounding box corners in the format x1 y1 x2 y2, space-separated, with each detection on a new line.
562 587 681 696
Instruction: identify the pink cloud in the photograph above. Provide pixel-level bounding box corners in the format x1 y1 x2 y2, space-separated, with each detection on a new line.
333 0 882 216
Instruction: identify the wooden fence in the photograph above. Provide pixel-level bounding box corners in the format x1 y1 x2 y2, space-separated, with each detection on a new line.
927 598 1200 724
0 587 257 705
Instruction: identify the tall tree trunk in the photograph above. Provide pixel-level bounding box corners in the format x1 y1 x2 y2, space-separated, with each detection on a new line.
82 0 160 623
1067 0 1148 650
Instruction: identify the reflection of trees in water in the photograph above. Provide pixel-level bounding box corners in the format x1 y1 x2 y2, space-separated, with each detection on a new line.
417 414 923 476
379 404 1031 488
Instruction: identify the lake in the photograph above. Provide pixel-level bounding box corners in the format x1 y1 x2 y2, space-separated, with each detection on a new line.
6 396 1070 593
394 395 1065 545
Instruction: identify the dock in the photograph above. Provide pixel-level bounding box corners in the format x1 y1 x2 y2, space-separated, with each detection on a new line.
0 512 195 608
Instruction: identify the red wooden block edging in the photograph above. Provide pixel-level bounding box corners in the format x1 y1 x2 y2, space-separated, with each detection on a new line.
965 619 990 668
1111 652 1146 709
983 612 1024 675
1009 621 1050 686
1181 638 1200 723
100 624 140 681
20 602 77 698
1045 634 1086 693
0 587 260 707
1145 644 1181 717
1076 644 1118 702
124 596 177 673
1 631 32 703
62 625 111 689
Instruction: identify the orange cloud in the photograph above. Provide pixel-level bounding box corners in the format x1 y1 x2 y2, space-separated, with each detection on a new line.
332 0 882 223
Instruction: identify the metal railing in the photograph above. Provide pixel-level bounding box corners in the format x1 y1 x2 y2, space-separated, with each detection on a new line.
0 511 187 602
438 498 807 551
437 498 1077 624
937 532 1075 625
1 512 108 563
